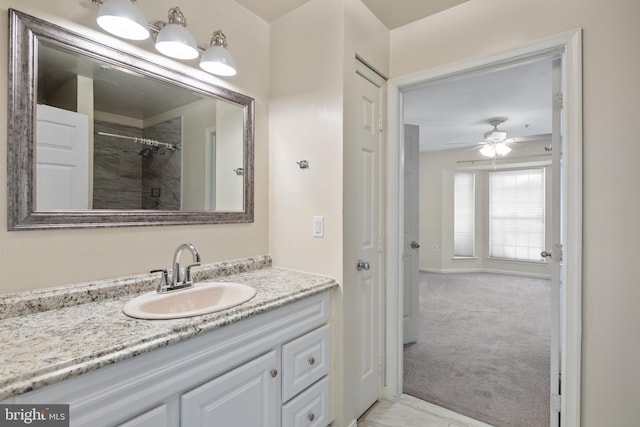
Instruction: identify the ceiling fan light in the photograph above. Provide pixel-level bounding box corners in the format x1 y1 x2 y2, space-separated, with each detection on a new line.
495 143 511 156
96 0 150 40
480 145 496 157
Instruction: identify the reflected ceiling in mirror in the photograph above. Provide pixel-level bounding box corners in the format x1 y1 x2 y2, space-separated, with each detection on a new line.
8 9 254 230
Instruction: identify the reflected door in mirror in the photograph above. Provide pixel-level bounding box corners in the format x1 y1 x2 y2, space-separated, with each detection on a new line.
36 104 89 210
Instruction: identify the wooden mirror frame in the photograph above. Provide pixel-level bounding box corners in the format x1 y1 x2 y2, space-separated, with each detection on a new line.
7 9 254 230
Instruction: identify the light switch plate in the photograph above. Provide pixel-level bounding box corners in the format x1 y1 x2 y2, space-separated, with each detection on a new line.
313 216 324 237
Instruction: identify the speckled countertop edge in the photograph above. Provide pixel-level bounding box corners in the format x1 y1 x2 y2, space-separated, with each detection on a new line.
0 255 272 320
0 259 338 400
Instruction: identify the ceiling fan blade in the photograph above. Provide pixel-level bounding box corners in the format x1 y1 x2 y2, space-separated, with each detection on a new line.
505 133 552 143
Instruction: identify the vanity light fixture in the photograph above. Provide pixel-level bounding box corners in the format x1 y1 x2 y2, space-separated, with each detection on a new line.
200 30 237 76
154 7 199 60
91 0 237 76
94 0 150 40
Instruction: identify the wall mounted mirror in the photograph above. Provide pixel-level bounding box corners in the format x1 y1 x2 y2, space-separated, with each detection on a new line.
8 9 254 230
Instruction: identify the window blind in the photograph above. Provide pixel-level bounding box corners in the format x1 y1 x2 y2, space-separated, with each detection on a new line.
489 168 545 261
454 171 475 257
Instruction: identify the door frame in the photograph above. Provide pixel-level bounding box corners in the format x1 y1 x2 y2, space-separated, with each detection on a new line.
383 29 583 426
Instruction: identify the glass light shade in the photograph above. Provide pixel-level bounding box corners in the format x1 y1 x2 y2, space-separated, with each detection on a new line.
155 24 199 60
480 143 511 157
200 45 237 76
495 143 512 156
480 144 496 157
96 0 150 40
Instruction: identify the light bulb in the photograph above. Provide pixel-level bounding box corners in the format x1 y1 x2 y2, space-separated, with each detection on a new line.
96 0 149 41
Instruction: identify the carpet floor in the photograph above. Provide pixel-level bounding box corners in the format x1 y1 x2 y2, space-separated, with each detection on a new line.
403 272 551 427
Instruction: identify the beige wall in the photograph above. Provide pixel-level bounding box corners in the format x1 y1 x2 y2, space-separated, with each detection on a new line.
0 0 270 293
269 5 346 422
419 141 552 278
391 0 640 424
269 0 344 281
270 0 388 425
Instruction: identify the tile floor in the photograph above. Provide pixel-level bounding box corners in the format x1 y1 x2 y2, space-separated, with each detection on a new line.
357 394 494 427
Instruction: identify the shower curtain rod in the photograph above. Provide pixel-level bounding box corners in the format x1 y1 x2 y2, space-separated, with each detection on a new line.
97 132 179 151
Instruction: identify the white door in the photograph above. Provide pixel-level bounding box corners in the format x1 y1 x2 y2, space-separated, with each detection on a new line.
355 69 383 416
403 124 420 344
546 56 563 427
36 104 89 210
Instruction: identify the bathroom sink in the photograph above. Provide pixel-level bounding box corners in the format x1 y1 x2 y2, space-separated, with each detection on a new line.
123 281 257 320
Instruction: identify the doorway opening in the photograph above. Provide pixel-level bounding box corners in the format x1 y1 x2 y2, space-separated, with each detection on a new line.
384 30 582 427
402 56 555 426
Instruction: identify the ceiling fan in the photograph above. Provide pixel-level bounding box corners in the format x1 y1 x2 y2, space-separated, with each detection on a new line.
476 117 551 158
478 117 510 157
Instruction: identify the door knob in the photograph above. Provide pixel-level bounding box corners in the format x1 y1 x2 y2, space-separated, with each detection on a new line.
356 259 371 271
541 250 552 258
411 241 420 249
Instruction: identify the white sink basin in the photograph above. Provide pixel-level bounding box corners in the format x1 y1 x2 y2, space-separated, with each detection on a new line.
123 281 257 320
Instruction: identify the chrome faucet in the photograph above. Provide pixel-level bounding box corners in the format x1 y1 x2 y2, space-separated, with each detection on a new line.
151 243 202 293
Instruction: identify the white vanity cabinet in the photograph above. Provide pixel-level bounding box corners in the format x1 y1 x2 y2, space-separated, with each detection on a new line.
9 292 331 427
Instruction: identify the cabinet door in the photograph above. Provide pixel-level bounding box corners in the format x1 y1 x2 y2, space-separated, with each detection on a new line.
118 404 169 427
181 351 280 427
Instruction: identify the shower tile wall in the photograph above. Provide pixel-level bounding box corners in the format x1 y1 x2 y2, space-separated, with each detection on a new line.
93 120 142 209
93 118 182 210
142 117 182 210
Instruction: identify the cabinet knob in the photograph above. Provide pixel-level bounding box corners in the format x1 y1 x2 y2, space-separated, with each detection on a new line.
270 369 278 378
308 413 315 421
308 357 315 366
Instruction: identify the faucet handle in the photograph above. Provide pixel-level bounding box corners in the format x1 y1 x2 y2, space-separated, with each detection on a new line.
185 263 201 286
150 269 169 293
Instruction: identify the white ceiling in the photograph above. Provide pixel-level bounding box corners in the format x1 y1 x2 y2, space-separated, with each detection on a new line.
403 58 553 152
235 0 470 29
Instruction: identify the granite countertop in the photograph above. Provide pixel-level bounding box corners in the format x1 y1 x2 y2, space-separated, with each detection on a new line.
0 256 338 400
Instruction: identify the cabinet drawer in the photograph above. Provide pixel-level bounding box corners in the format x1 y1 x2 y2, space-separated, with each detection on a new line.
282 376 329 427
282 324 330 402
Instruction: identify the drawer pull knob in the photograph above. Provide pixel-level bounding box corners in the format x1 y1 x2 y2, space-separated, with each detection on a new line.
308 413 315 421
270 369 278 378
308 357 315 365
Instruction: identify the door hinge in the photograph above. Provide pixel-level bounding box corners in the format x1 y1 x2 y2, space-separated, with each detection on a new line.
378 116 384 133
553 243 563 262
377 356 384 375
553 92 563 110
551 393 561 413
378 239 384 253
